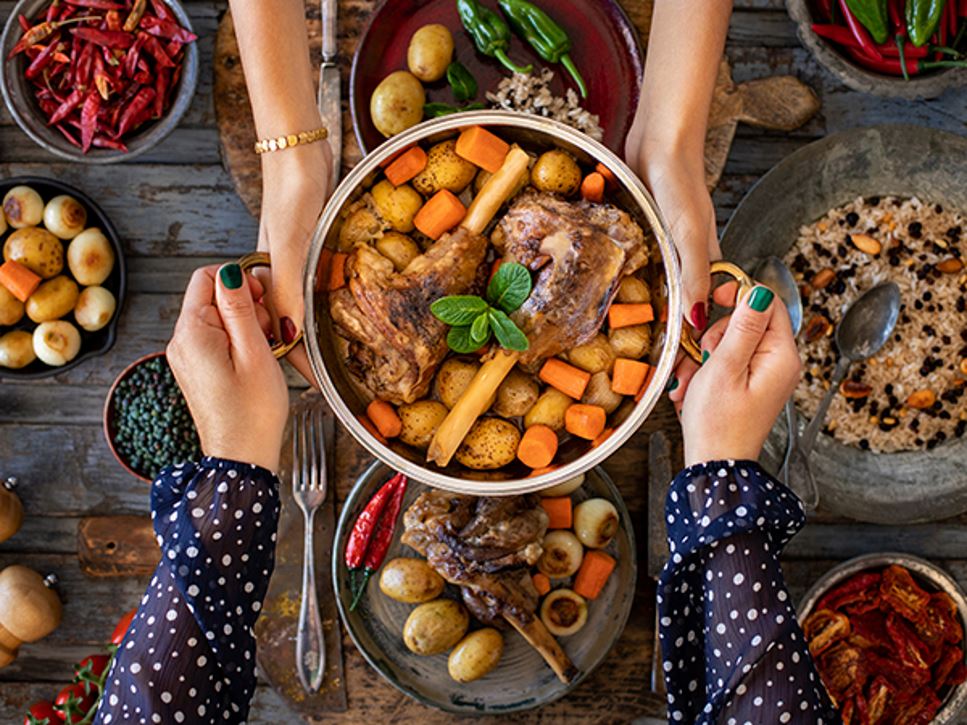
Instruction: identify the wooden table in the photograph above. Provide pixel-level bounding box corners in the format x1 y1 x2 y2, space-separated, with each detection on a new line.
0 1 965 722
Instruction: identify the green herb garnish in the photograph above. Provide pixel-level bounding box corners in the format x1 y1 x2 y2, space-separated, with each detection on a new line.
431 262 532 353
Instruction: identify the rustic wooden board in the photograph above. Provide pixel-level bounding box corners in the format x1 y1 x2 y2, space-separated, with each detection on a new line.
77 516 159 578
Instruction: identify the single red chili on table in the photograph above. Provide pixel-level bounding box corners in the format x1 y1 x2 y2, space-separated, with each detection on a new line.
345 473 401 571
349 474 409 611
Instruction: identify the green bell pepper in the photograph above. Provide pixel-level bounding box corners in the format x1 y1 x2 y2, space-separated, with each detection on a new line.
845 0 890 44
456 0 532 75
905 0 946 47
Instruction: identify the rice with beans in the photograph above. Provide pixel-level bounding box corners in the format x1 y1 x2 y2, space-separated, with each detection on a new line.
785 196 967 453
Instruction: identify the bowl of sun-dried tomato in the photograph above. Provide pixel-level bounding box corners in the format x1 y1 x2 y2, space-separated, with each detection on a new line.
0 0 199 163
798 553 967 723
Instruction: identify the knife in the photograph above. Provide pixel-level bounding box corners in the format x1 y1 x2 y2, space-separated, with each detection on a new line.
318 0 341 194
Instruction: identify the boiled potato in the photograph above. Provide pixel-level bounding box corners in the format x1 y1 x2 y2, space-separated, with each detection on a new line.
67 228 114 285
581 371 622 414
25 275 79 323
74 286 116 331
370 180 423 233
376 231 421 272
434 357 481 409
448 628 504 683
524 388 572 432
609 324 651 359
537 530 584 579
2 186 44 229
412 140 477 196
33 320 81 366
617 275 650 304
406 24 453 82
530 150 581 196
455 418 521 470
403 599 469 656
540 473 585 497
567 334 615 374
370 71 425 138
0 209 6 236
338 204 384 250
4 227 63 278
379 558 444 604
0 285 24 326
493 369 539 418
540 589 588 636
0 330 35 369
574 498 619 549
398 400 448 449
43 195 87 240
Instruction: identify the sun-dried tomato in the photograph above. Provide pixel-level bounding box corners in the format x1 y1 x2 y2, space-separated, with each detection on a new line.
803 608 852 657
817 571 882 612
840 697 856 724
946 661 967 687
854 688 871 725
865 676 894 724
886 612 932 672
880 565 931 623
890 687 941 725
819 641 865 698
849 610 893 651
931 645 962 689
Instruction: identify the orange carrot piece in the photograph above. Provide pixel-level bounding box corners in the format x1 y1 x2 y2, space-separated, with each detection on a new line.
659 304 669 323
366 400 402 439
329 252 348 291
414 189 467 240
384 146 428 186
580 172 605 202
591 427 614 449
565 403 607 440
527 464 560 478
611 358 651 396
532 572 551 596
539 496 572 529
517 424 558 469
539 358 591 400
608 303 654 328
573 550 616 600
0 260 41 302
315 248 334 292
357 414 388 445
378 143 416 168
595 162 618 188
455 125 510 173
634 364 657 403
488 258 503 283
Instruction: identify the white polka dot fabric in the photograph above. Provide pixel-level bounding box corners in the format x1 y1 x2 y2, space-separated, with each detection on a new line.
94 457 280 724
658 460 839 724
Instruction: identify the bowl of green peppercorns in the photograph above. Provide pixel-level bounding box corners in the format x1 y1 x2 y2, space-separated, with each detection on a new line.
103 351 202 482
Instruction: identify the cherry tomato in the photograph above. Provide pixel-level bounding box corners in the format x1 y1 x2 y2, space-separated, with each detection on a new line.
74 653 110 680
24 701 64 725
54 683 95 725
110 607 138 646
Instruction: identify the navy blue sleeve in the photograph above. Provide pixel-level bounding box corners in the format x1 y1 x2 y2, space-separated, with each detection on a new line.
94 456 280 725
657 460 839 724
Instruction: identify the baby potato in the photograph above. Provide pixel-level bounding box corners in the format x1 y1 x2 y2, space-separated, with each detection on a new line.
412 140 477 196
338 204 384 250
581 371 623 414
0 285 24 326
398 400 448 449
530 150 581 196
74 286 117 331
540 473 585 497
493 369 539 418
434 357 481 409
370 180 423 233
455 418 521 470
33 320 81 366
25 275 79 323
537 530 584 579
524 388 572 432
403 599 469 656
67 228 114 285
567 333 615 374
0 330 36 369
0 209 6 236
608 324 651 359
573 498 619 549
379 558 444 604
4 227 63 279
617 275 651 304
406 24 454 82
370 71 425 138
448 628 504 683
540 589 588 636
376 231 421 272
3 186 44 229
42 195 87 240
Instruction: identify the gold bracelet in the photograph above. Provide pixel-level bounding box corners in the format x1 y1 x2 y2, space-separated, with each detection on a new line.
254 126 328 155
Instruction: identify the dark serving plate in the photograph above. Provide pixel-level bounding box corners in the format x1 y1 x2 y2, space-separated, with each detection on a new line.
350 0 644 155
0 176 126 380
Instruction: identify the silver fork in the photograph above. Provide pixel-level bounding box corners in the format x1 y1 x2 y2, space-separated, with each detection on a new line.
292 406 327 693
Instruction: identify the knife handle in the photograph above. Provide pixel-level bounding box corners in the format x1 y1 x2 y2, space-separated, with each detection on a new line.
321 0 337 61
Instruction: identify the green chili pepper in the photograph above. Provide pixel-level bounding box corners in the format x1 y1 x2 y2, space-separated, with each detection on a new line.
905 0 945 47
424 101 486 118
446 61 478 102
844 0 890 43
456 0 532 74
497 0 587 98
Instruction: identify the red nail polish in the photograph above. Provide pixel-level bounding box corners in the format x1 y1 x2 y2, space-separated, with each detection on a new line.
280 317 298 345
690 302 707 331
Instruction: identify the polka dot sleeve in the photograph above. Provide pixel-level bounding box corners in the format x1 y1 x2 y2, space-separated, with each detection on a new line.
94 456 281 725
657 460 839 724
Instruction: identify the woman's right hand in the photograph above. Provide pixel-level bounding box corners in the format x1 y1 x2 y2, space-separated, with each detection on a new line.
670 285 802 466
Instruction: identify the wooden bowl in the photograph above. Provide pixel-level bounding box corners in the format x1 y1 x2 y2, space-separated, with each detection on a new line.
102 350 165 484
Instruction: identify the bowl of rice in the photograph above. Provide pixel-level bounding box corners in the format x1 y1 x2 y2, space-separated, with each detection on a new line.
721 124 967 525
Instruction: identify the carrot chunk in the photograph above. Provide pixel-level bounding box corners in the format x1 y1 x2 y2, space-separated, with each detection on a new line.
611 358 651 396
595 162 618 188
366 400 402 439
573 550 616 600
527 464 560 478
414 189 467 240
591 427 614 448
565 403 607 440
0 260 41 302
315 248 333 293
357 414 388 445
539 358 591 400
329 252 348 291
517 424 558 469
634 364 657 402
539 496 572 529
608 303 654 328
580 172 605 202
384 146 428 186
532 572 551 596
378 143 416 168
455 125 510 173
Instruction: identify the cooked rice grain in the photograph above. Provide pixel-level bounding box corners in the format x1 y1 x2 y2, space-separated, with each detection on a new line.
487 68 603 141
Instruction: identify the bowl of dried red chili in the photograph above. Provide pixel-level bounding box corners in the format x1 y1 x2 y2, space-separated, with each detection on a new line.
798 553 967 722
0 0 199 162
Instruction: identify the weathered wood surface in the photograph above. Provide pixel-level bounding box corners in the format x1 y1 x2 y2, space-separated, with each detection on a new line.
1 0 966 722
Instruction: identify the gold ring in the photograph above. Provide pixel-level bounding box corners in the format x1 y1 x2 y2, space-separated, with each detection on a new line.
236 251 303 359
679 261 756 364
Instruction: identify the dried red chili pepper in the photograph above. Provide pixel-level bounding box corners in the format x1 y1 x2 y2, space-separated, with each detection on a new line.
17 14 30 32
72 40 94 86
65 0 125 8
148 0 174 22
92 134 127 151
105 9 121 31
116 86 155 136
92 52 111 99
881 564 931 623
55 122 81 146
71 27 135 49
25 39 62 79
80 90 99 151
122 32 146 77
153 67 169 117
123 0 146 32
47 87 83 124
7 15 95 59
139 15 197 44
46 0 61 23
140 33 175 67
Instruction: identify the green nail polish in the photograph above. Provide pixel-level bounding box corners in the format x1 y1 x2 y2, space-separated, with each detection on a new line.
748 286 775 312
701 350 710 364
667 377 679 392
220 263 243 290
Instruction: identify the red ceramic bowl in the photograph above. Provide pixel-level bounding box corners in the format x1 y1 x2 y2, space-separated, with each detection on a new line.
102 351 165 484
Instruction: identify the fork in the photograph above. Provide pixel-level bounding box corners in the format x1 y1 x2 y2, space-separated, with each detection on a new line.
292 406 327 693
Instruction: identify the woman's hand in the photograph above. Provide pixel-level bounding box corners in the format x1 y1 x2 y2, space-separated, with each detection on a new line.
167 263 290 472
670 285 801 466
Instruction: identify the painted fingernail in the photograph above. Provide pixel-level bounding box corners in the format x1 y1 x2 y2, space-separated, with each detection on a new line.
690 302 707 331
281 316 298 345
701 350 710 364
220 263 243 290
667 377 679 392
748 286 775 313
